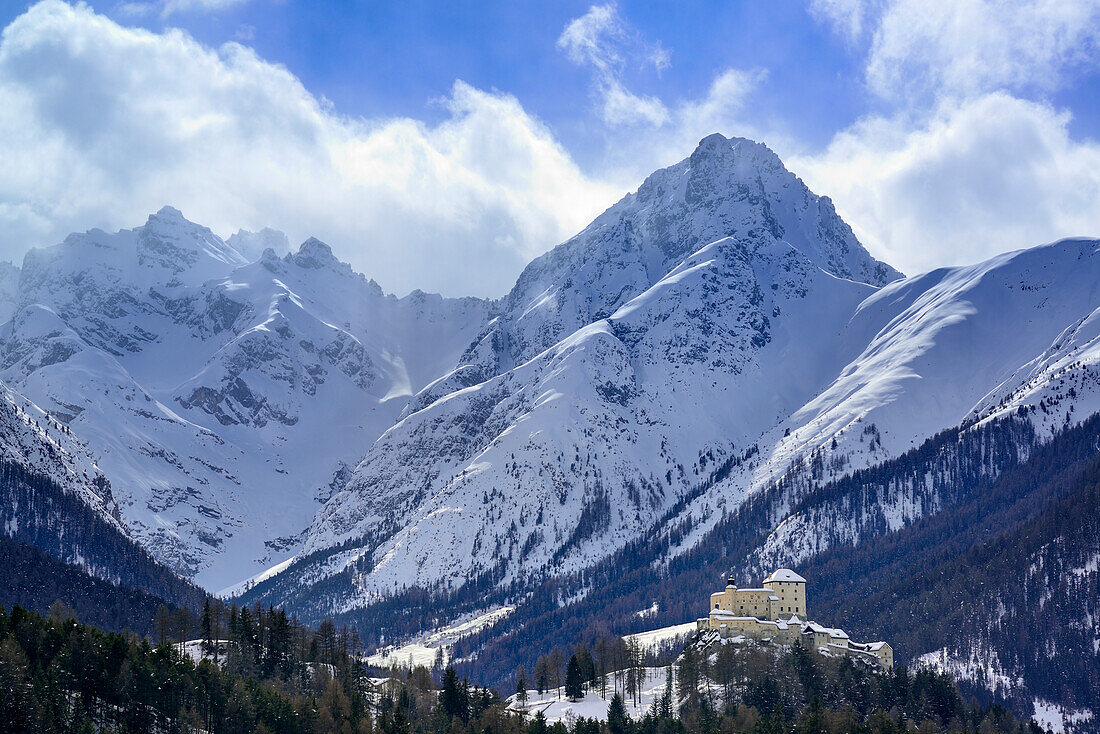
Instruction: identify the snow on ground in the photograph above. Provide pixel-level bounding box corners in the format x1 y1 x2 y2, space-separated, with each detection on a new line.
180 640 206 664
624 622 697 652
178 639 230 665
367 643 441 670
508 666 673 723
366 606 515 669
1033 699 1095 734
425 606 514 645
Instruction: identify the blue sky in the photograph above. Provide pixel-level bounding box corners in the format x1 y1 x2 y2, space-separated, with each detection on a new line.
173 2 868 146
53 2 876 156
0 0 1098 296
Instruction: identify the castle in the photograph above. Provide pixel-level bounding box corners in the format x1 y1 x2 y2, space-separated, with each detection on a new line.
696 569 893 670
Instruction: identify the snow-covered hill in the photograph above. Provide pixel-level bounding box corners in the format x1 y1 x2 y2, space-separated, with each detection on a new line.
0 207 491 588
719 237 1100 573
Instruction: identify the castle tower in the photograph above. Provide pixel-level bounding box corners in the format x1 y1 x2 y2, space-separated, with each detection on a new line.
763 568 806 618
709 575 739 612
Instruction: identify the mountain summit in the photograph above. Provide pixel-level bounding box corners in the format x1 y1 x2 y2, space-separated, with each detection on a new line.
464 133 900 379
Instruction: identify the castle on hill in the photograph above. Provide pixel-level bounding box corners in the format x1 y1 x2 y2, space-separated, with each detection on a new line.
696 569 893 669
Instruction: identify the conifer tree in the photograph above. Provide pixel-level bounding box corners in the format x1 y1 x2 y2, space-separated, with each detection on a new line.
574 642 597 685
565 653 584 701
676 643 700 710
797 695 825 734
154 604 171 646
200 597 214 657
529 709 548 734
656 666 674 720
440 666 466 721
607 691 630 734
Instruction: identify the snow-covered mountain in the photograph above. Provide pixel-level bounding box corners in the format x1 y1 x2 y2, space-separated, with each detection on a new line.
7 133 1100 644
0 207 491 589
740 238 1100 571
252 136 1100 629
5 132 1097 722
279 135 901 607
0 375 206 610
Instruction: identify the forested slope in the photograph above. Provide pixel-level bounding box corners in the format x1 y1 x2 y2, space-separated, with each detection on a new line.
452 413 1099 726
0 456 207 612
0 535 183 637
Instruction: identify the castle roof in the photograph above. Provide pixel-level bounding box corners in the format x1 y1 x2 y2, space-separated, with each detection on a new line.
764 568 806 583
804 622 847 638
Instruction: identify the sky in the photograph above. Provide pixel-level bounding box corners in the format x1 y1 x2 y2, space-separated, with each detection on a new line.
0 0 1098 297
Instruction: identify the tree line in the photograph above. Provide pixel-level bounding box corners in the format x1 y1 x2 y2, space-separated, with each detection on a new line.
509 631 1044 734
0 601 370 733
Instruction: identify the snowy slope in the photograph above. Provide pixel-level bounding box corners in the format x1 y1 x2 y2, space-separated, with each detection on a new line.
0 208 491 588
0 379 116 528
365 605 515 669
0 374 209 609
508 666 673 723
725 238 1100 573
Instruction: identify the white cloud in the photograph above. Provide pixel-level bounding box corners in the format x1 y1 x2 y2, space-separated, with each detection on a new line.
794 93 1100 276
809 0 877 43
601 81 669 127
558 3 672 127
811 0 1100 100
0 0 620 297
871 0 1100 100
675 69 767 142
555 3 768 168
798 0 1100 277
596 68 768 182
557 3 620 70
